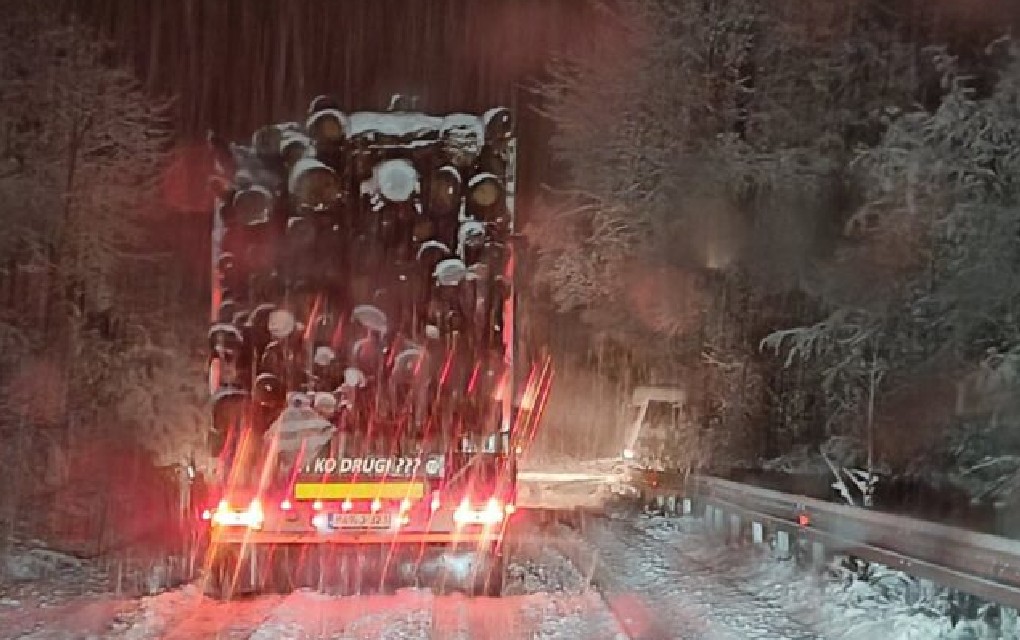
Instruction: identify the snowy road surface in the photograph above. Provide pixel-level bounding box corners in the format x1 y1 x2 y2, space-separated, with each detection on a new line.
0 535 625 640
583 515 823 639
1 513 982 639
102 583 621 640
582 514 979 640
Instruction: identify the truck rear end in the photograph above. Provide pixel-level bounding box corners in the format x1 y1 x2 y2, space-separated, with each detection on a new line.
203 445 516 597
199 94 519 597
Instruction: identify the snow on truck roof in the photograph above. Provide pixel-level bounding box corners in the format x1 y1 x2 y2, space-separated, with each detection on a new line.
346 111 485 140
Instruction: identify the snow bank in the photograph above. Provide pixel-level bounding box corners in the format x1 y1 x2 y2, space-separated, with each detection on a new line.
2 548 81 582
636 516 1013 640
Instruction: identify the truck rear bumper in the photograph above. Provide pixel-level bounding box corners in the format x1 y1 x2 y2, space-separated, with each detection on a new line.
209 528 504 546
205 533 506 596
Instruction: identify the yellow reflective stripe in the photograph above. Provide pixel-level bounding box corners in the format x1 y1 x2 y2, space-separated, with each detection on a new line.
293 482 425 500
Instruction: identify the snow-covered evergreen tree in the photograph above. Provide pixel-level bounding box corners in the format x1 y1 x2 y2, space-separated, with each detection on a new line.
532 0 923 469
0 1 202 552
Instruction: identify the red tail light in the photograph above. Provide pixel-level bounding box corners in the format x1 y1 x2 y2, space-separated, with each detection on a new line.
454 497 505 525
207 498 264 529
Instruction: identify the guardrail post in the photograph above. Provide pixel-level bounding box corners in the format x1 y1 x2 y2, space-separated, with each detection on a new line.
950 591 980 626
248 544 258 590
682 497 693 516
714 506 725 533
811 540 826 569
665 495 677 515
728 513 742 545
751 521 764 545
1000 606 1018 637
775 529 791 560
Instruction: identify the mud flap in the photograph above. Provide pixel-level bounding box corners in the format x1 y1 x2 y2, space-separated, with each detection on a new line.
207 545 246 601
474 549 505 597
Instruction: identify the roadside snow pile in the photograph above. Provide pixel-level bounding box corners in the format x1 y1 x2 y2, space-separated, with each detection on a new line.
117 584 204 639
0 544 115 600
506 544 591 596
3 547 81 582
640 516 1016 640
1 538 188 602
527 595 628 640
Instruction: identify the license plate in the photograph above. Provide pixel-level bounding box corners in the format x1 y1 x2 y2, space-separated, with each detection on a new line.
328 513 392 529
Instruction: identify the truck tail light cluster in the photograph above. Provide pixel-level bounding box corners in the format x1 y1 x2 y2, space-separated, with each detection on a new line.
453 496 512 526
203 498 265 530
200 488 518 532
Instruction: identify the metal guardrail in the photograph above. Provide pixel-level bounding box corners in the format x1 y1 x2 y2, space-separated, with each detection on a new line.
518 461 1020 607
682 475 1020 610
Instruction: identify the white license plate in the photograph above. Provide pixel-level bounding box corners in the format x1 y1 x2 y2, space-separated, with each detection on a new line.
328 513 393 529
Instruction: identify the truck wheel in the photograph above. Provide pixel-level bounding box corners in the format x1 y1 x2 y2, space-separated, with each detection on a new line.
335 548 357 596
473 551 505 597
270 546 297 594
484 562 505 597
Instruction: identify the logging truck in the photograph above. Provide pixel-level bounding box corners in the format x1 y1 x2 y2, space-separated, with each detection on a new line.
200 94 519 598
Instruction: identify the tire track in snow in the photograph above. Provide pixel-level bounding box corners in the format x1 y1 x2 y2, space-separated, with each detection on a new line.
539 521 674 640
585 515 825 640
247 589 435 639
113 586 288 640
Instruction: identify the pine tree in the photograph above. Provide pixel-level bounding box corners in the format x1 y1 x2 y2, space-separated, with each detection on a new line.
0 0 196 552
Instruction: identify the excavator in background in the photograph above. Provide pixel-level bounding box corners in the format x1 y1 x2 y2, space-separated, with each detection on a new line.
619 385 691 493
621 385 687 471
